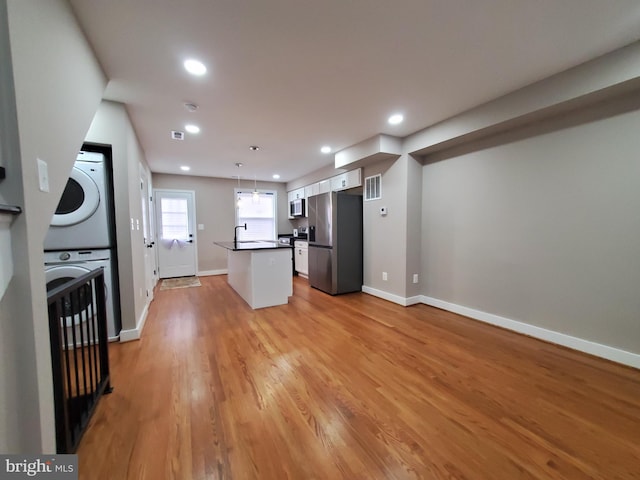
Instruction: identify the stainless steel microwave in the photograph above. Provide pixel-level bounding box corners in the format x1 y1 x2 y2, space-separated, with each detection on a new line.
290 198 305 217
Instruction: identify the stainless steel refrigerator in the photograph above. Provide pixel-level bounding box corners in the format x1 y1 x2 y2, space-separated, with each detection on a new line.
308 191 363 294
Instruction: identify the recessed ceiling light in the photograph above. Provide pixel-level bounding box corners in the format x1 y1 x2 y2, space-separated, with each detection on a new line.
185 124 200 134
180 166 190 171
321 146 332 154
272 174 280 180
184 59 207 76
249 145 260 151
388 113 404 125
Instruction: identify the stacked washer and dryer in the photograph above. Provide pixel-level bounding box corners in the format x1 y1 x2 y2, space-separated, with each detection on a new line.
44 150 120 341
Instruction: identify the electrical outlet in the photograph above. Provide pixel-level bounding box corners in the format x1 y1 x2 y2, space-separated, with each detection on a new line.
413 274 419 284
382 271 388 281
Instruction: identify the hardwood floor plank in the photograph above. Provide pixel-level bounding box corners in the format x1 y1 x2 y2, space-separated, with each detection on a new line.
77 275 640 479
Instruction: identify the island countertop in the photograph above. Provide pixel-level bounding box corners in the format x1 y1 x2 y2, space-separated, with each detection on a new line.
214 240 292 251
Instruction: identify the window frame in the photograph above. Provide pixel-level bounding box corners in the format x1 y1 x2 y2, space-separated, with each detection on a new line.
234 188 278 241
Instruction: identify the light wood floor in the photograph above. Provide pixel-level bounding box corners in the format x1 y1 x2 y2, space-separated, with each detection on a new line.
77 275 640 479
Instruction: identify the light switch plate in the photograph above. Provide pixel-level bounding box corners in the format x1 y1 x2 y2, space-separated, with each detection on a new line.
37 158 50 192
198 224 204 230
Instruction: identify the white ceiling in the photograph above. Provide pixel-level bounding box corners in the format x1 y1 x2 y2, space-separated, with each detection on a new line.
69 0 640 183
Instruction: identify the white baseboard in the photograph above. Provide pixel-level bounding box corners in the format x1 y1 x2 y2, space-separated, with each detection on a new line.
197 269 228 277
421 295 640 370
119 302 149 343
362 285 421 306
361 286 640 369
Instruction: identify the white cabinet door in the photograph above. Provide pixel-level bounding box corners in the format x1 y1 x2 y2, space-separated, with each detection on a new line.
331 173 348 191
304 184 317 199
294 241 308 276
331 168 362 191
345 168 362 189
318 179 331 193
289 188 304 200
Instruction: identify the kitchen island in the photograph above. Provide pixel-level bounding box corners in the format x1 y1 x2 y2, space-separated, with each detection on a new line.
214 241 293 309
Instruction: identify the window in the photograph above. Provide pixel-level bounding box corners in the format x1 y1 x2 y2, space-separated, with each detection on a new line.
160 197 189 240
235 189 277 241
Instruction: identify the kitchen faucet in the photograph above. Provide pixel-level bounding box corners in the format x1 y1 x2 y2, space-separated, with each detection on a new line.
234 223 247 247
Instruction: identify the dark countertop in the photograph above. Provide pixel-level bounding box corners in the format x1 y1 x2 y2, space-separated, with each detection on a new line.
214 240 293 251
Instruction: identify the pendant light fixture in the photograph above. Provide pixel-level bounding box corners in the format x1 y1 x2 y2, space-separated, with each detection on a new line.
235 163 243 207
252 175 260 203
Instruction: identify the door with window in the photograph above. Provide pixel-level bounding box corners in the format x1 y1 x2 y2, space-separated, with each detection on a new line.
155 189 196 278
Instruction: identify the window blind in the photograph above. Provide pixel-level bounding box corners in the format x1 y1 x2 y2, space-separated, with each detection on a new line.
236 191 276 241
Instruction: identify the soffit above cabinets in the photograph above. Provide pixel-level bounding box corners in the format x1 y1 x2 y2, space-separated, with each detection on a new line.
335 135 402 170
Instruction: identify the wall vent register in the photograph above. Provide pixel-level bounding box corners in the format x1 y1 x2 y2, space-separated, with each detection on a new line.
364 174 382 201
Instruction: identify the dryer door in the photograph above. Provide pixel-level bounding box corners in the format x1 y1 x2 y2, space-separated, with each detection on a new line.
50 166 100 226
46 265 95 329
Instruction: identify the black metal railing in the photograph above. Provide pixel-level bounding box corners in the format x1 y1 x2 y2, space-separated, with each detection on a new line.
47 267 112 453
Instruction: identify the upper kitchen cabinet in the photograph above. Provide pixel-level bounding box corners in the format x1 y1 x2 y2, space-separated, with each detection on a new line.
289 168 362 219
288 188 305 201
331 168 361 191
318 179 331 194
304 184 318 217
304 183 318 199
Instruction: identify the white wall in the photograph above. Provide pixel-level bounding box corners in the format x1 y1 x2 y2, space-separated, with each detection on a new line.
0 0 106 452
421 99 640 356
85 100 151 334
335 42 640 366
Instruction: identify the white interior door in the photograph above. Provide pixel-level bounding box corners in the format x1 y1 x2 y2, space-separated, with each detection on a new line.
140 167 156 298
154 189 197 278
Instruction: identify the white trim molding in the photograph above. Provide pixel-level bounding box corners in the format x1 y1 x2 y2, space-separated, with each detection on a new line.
361 286 640 369
197 269 228 277
119 302 149 343
421 296 640 370
362 285 421 307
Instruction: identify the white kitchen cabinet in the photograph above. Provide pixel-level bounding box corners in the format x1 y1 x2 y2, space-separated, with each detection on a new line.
330 173 347 191
331 168 362 191
288 188 305 200
304 184 318 217
318 179 331 194
304 183 318 198
294 240 308 277
345 168 362 189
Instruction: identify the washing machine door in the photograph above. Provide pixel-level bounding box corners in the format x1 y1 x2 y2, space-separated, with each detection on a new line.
50 166 100 227
46 265 101 330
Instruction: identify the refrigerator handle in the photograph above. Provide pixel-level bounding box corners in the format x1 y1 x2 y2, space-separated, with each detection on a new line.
308 225 315 242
